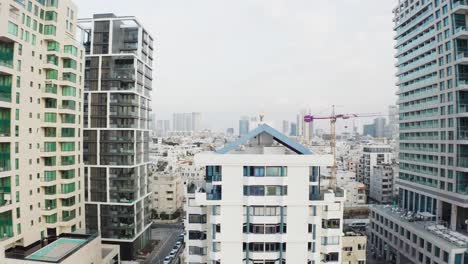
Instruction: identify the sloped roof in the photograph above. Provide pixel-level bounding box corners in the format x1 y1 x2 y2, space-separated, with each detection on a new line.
216 124 312 155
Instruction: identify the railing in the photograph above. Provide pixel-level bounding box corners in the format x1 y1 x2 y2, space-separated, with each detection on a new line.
453 0 468 9
207 192 221 200
458 157 468 168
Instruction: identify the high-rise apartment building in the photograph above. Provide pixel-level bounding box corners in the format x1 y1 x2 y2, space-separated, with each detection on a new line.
0 0 120 263
239 116 249 137
297 109 313 142
290 122 297 136
185 124 346 263
369 1 468 263
282 120 289 135
172 112 202 132
78 14 153 260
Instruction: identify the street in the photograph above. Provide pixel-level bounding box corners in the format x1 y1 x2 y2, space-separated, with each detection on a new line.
144 223 184 264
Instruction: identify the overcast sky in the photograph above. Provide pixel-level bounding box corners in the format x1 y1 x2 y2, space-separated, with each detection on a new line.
78 0 397 132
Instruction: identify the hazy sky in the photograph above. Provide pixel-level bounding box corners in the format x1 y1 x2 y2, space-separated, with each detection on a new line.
78 0 397 132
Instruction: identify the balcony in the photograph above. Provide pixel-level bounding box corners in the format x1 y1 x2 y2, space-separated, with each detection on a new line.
0 211 13 241
0 76 12 103
309 188 345 201
0 109 10 137
453 0 468 14
0 42 14 71
456 51 468 65
0 179 11 207
454 26 468 40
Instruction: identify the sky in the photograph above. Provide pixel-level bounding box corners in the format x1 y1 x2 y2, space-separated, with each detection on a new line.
78 0 397 132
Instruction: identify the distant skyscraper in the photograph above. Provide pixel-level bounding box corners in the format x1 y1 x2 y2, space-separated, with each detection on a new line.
172 112 202 132
192 112 202 132
239 116 249 136
374 117 386 138
282 120 289 135
155 119 170 137
226 128 234 135
79 14 153 260
290 123 297 136
387 105 398 139
362 117 387 138
297 109 313 141
363 124 375 137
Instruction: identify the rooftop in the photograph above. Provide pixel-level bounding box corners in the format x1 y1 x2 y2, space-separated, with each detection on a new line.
216 124 312 155
5 233 97 263
372 205 468 249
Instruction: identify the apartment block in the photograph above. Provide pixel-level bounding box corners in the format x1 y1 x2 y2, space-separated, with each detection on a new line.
78 14 153 260
185 124 346 264
370 163 395 204
148 169 183 220
0 0 122 262
356 145 393 196
369 0 468 263
341 231 366 264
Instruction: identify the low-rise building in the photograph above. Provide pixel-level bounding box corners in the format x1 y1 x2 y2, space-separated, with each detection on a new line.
148 169 183 221
369 204 468 264
341 231 366 264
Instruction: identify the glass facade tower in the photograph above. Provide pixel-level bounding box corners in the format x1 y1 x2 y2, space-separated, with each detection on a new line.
78 13 153 260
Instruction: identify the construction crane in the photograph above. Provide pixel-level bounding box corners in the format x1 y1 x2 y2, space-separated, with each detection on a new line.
304 105 384 189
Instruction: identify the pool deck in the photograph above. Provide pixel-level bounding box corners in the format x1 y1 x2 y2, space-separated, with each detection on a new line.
26 238 86 262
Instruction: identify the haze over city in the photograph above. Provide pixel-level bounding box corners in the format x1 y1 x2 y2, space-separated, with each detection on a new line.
78 0 397 131
3 0 467 263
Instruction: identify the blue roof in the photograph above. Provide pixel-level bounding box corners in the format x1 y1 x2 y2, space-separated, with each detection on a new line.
216 124 312 155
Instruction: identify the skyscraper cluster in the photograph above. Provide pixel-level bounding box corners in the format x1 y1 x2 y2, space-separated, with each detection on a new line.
172 112 202 132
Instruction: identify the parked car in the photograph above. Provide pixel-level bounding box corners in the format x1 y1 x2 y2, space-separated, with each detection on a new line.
163 256 172 264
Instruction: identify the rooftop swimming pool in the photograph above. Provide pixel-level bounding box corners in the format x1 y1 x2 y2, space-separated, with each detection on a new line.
26 238 87 262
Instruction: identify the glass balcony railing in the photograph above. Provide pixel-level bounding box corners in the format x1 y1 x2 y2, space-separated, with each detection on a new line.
458 157 468 168
0 211 13 240
0 42 14 69
453 0 468 10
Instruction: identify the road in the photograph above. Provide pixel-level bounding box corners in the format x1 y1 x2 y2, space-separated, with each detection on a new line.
145 224 184 264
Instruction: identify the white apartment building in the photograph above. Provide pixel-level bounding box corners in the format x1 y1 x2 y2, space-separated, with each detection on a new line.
336 171 366 208
185 124 346 264
148 170 183 220
369 164 395 204
356 145 393 196
0 0 120 262
323 171 366 208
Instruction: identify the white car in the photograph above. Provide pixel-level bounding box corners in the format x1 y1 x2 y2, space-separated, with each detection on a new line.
163 256 172 264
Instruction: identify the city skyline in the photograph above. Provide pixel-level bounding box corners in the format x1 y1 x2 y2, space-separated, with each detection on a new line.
77 0 398 132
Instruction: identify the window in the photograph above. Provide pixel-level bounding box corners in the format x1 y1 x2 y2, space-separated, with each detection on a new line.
44 25 56 35
8 22 18 36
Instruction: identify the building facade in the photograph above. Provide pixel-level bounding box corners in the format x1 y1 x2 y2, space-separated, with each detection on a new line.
369 1 468 263
185 124 346 264
0 0 86 254
369 163 395 204
78 14 153 260
148 170 183 220
341 231 366 264
356 145 393 196
239 116 249 137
